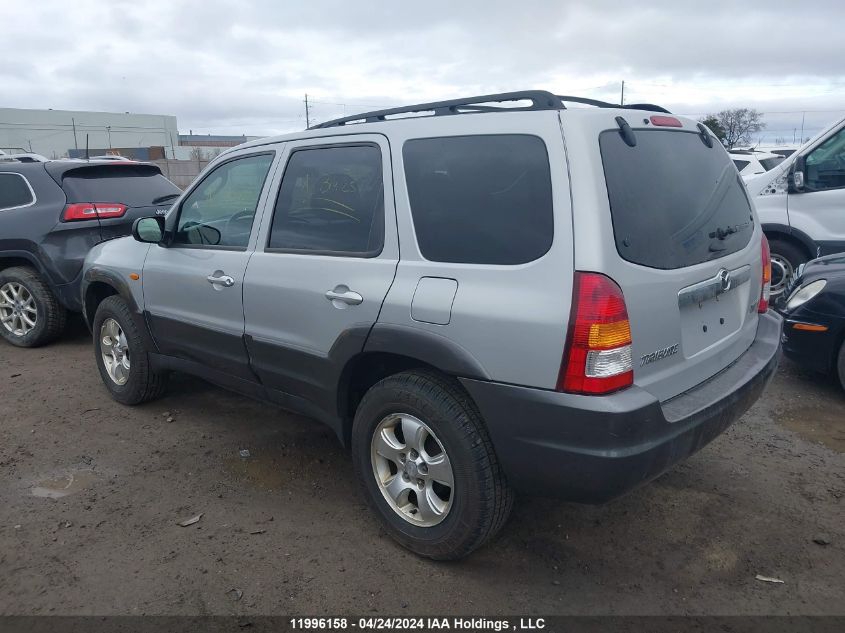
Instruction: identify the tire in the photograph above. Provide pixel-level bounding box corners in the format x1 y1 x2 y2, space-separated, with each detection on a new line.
0 266 66 348
768 238 808 300
836 342 845 392
351 370 513 560
92 295 167 405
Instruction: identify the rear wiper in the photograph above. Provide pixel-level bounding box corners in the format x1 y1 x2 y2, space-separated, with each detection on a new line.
709 221 750 240
152 193 180 204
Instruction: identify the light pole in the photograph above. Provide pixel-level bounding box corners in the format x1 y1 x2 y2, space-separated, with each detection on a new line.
107 126 112 150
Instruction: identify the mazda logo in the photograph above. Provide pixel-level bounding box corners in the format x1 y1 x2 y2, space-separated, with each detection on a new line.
718 268 732 292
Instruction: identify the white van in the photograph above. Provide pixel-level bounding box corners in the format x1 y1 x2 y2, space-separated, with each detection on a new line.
747 117 845 296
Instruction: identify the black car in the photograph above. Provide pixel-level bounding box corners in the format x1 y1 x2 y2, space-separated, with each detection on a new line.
779 254 845 389
0 159 180 347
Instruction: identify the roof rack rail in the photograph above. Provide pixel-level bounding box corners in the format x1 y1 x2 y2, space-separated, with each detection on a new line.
311 90 670 129
311 91 565 129
557 95 671 114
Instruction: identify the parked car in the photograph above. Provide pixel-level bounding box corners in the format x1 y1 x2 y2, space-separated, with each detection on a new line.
747 117 845 298
0 159 181 347
729 149 785 179
779 254 845 389
755 144 800 159
82 91 781 560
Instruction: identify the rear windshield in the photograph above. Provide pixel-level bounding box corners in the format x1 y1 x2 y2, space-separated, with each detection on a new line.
600 129 754 270
61 165 181 207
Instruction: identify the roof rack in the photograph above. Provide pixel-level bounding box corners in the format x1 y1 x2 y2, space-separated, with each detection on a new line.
311 90 670 129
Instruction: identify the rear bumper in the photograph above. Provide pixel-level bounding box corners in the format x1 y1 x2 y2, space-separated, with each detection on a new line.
460 311 782 503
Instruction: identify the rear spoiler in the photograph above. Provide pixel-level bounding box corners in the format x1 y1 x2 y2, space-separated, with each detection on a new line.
44 160 163 185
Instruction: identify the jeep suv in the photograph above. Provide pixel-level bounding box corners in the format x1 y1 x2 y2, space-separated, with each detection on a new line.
0 158 180 347
81 91 781 560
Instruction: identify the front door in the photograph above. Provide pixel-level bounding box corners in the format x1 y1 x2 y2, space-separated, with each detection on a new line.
243 135 398 421
142 150 277 381
789 123 845 255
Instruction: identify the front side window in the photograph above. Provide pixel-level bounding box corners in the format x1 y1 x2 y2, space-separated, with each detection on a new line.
805 127 845 191
268 145 384 255
403 135 554 265
174 153 274 248
0 173 35 210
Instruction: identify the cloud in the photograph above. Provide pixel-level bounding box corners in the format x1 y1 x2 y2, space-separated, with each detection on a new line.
1 0 844 141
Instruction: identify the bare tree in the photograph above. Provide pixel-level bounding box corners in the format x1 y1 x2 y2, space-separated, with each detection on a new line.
704 109 766 149
189 146 206 161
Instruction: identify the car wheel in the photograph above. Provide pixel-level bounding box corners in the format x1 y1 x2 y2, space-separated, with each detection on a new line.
93 295 167 405
768 239 808 299
351 370 513 560
837 342 845 392
0 266 66 348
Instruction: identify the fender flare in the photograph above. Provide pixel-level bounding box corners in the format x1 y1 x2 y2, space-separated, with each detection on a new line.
363 323 490 380
762 223 819 259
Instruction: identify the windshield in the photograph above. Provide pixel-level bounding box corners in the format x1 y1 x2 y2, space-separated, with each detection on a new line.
759 156 785 171
600 128 754 270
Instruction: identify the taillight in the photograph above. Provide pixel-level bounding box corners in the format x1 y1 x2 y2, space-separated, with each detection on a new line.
758 235 771 313
558 272 634 395
62 202 127 222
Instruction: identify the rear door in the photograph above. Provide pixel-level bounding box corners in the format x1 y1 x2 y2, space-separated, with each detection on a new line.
142 150 277 381
243 134 398 417
563 111 764 402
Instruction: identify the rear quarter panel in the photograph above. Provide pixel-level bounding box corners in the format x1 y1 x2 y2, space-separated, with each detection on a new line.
378 111 574 390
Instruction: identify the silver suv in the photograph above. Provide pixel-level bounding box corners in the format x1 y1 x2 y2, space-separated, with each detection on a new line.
81 91 782 560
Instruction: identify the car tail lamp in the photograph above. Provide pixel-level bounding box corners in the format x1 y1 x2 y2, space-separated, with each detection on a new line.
558 272 634 395
62 202 127 222
758 235 771 313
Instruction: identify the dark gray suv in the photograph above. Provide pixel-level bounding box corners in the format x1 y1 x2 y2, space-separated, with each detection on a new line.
0 159 180 346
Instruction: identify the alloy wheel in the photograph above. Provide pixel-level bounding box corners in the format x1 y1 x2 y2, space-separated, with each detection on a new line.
100 318 131 385
770 253 794 297
370 413 455 527
0 282 37 337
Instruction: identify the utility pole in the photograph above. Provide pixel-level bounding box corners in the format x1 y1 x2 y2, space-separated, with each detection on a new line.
620 81 625 106
107 126 112 149
305 93 312 127
72 117 79 151
800 111 805 143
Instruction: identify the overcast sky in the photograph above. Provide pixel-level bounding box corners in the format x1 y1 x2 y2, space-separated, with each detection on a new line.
2 0 844 143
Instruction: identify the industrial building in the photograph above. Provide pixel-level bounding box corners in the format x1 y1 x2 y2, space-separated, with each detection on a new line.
0 107 179 159
0 107 261 161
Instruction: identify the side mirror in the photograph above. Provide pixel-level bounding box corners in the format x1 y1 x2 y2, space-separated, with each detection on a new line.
132 216 165 243
788 156 807 193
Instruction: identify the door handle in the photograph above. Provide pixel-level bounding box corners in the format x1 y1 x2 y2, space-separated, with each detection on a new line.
207 273 235 288
325 286 363 306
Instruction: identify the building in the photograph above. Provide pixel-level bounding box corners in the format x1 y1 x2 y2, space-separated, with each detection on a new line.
0 107 179 159
175 133 262 160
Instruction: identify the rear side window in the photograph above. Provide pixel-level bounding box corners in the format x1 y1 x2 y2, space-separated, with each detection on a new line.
61 165 181 206
600 129 754 270
403 135 553 265
0 173 35 210
732 159 750 172
268 145 384 255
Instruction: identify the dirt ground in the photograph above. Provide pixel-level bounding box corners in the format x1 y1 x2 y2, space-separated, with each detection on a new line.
1 316 843 616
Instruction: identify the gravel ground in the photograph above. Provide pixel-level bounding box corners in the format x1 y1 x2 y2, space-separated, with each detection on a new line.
1 317 843 616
